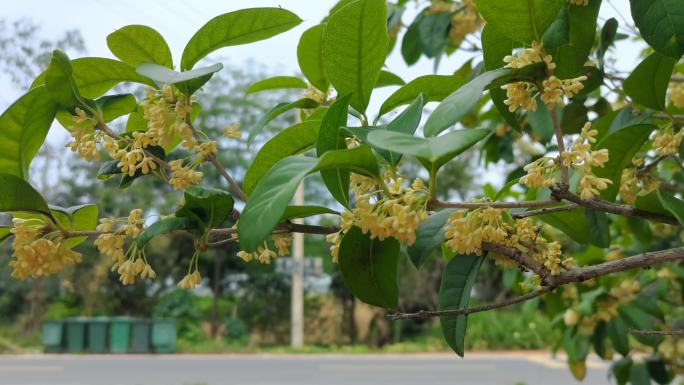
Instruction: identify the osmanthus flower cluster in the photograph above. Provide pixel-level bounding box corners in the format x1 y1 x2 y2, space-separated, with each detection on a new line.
562 279 641 332
326 172 430 263
93 209 155 285
501 42 587 112
235 233 292 264
449 0 481 47
618 157 660 204
9 217 81 279
444 208 573 276
670 83 684 108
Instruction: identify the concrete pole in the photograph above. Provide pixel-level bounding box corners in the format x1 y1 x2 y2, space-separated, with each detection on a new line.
291 182 305 348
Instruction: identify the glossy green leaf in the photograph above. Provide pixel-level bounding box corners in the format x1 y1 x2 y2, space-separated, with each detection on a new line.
439 254 484 357
624 52 676 111
646 357 673 385
0 227 10 245
244 120 321 196
338 226 400 308
598 18 618 68
317 96 352 208
107 25 173 68
176 186 234 230
135 217 197 248
322 0 389 113
424 64 545 137
59 204 99 248
607 316 630 357
482 24 520 71
408 208 457 269
630 0 684 58
297 24 328 91
658 191 684 226
375 70 405 88
541 5 569 51
594 124 655 201
32 58 156 99
238 146 379 251
136 62 223 95
619 304 663 347
281 205 339 221
0 86 57 178
629 363 651 385
379 74 467 117
95 94 138 122
366 128 490 170
247 98 319 145
44 50 81 108
0 173 50 216
538 208 592 245
585 208 611 248
611 358 633 385
474 0 564 43
401 12 423 65
246 76 307 95
417 11 452 57
181 8 303 70
552 0 601 78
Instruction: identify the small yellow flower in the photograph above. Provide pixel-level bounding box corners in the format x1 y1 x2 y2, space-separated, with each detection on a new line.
223 123 242 139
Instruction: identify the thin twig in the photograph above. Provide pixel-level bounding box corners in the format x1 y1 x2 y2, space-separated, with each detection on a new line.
550 107 569 187
428 198 559 210
512 204 580 219
628 329 684 336
637 156 667 178
551 187 678 225
208 155 248 202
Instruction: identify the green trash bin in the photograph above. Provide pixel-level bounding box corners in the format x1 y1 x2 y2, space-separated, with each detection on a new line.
151 318 176 353
87 317 109 353
41 320 64 353
131 319 151 353
109 316 134 353
65 317 88 353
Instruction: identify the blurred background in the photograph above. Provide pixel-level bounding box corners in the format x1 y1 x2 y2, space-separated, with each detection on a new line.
0 0 637 356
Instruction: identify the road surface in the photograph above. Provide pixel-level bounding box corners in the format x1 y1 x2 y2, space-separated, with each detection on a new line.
0 352 613 385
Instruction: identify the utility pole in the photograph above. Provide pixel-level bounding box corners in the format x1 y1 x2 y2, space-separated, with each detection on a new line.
291 182 304 348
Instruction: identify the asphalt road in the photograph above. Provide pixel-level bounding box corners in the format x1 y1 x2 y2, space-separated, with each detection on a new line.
0 353 613 385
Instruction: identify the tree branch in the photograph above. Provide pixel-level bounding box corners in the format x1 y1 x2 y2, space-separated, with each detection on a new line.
207 154 248 202
511 204 580 219
551 187 678 225
387 246 684 320
428 198 559 210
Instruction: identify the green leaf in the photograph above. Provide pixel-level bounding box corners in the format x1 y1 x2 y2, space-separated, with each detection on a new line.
379 74 467 117
0 87 57 179
338 226 400 308
629 363 652 385
297 24 329 91
481 24 520 71
408 208 457 269
541 6 569 50
322 0 389 113
0 173 50 216
598 18 619 68
181 8 302 70
135 217 198 248
630 0 684 58
176 186 234 230
59 204 99 248
107 25 173 68
401 12 423 65
246 76 307 95
95 94 138 123
538 208 593 245
552 0 602 78
594 124 656 201
136 62 223 94
281 205 339 221
474 0 564 43
32 58 156 99
619 304 663 347
658 191 684 226
238 146 379 251
366 128 490 170
611 358 633 385
424 64 545 137
439 254 484 357
244 120 321 196
624 52 676 111
585 208 611 248
417 11 452 57
375 70 405 88
316 96 352 208
0 227 10 245
44 50 81 108
247 98 319 145
607 317 630 357
646 357 672 385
